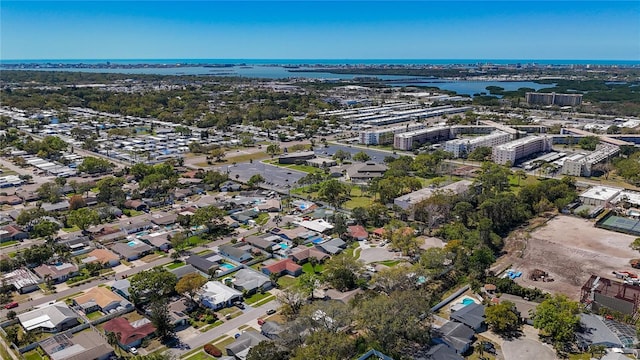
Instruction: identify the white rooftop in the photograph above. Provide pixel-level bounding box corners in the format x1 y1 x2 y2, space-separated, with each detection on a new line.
580 186 623 202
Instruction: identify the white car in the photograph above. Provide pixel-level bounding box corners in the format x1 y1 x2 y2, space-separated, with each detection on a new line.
130 347 138 355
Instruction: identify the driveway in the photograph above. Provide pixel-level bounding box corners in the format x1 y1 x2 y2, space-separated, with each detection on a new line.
501 339 555 360
358 246 396 264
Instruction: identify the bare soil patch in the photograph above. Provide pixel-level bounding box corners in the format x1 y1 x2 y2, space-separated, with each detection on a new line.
503 215 638 300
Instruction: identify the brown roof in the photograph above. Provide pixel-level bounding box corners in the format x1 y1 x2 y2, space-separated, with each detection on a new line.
103 317 155 345
263 259 302 275
0 195 23 205
85 248 120 264
33 263 79 278
289 247 329 263
484 284 497 291
75 287 124 309
348 225 368 239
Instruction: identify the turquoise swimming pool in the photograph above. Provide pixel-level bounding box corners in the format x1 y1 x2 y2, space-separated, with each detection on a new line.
462 298 475 306
127 240 138 247
279 242 290 250
219 263 234 270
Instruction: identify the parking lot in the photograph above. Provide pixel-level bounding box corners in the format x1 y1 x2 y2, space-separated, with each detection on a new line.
221 162 306 190
315 144 397 163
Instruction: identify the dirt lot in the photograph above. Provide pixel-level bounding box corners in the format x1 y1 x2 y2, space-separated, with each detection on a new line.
505 215 638 300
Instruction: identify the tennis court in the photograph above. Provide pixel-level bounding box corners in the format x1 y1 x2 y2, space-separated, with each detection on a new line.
598 215 640 236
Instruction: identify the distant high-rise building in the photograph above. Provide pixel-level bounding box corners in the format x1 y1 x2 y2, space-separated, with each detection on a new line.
525 92 582 106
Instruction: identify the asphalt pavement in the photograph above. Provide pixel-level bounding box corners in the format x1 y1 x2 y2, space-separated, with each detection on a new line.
221 162 305 189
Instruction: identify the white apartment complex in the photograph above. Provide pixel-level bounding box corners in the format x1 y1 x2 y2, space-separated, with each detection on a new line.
443 131 512 158
359 123 427 145
562 144 620 176
393 126 452 151
492 136 552 165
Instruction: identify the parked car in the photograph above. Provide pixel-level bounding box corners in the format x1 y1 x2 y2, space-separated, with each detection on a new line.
4 302 18 309
266 309 276 315
130 347 138 355
257 318 265 326
235 302 245 310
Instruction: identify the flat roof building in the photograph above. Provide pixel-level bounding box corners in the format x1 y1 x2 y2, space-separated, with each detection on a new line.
579 186 623 207
394 180 473 210
444 131 512 158
492 136 552 165
526 92 583 106
393 126 452 151
359 123 426 145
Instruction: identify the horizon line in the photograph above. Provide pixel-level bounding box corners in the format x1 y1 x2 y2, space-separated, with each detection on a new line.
2 58 639 62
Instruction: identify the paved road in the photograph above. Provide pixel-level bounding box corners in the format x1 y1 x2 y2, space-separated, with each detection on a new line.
0 255 174 319
169 300 280 357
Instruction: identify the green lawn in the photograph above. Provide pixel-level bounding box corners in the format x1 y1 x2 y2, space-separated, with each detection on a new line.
255 213 270 226
0 240 18 248
302 262 323 274
252 296 276 307
188 236 208 247
244 292 273 305
183 350 214 360
62 225 80 232
166 261 186 270
377 260 401 267
343 196 373 209
23 349 44 360
277 275 298 289
287 164 319 173
86 311 103 320
213 336 236 349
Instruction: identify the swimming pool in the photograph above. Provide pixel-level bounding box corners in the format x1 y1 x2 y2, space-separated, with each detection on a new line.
279 242 290 250
461 298 475 306
127 240 138 247
219 263 234 271
136 231 149 237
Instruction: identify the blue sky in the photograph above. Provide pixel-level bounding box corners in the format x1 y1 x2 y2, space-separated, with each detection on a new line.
2 1 639 60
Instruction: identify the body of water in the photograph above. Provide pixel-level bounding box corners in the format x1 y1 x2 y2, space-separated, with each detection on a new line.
389 80 550 96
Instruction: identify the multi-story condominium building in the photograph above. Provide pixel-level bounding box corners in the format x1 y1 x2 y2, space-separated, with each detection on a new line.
525 92 583 106
492 136 552 165
562 145 620 176
359 123 427 145
393 127 452 150
443 131 512 158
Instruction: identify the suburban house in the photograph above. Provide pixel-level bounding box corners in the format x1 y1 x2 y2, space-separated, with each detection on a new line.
289 246 329 264
167 299 190 327
170 264 198 280
41 200 70 212
111 240 153 261
123 199 148 211
244 235 277 252
260 321 284 340
140 232 171 251
347 225 369 241
357 349 395 360
577 313 638 349
120 219 153 235
2 268 41 294
261 259 303 277
0 195 23 206
34 263 79 283
186 253 222 274
316 238 347 255
58 235 92 254
150 212 178 226
81 248 121 267
256 199 281 212
423 344 464 360
73 286 131 314
225 331 270 359
198 281 243 310
345 162 388 182
296 219 334 233
0 224 28 242
18 302 79 333
111 279 131 300
219 244 253 263
231 269 273 294
103 317 156 349
40 329 114 360
449 303 486 332
433 321 475 354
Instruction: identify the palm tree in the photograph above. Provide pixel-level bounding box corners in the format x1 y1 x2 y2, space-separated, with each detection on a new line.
514 169 527 186
106 331 120 356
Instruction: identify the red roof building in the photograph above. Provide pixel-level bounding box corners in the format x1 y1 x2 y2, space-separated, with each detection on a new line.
261 259 303 277
347 225 368 240
103 317 156 348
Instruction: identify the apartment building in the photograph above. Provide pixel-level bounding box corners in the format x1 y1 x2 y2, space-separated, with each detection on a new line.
562 145 620 176
443 131 512 158
359 123 426 145
525 92 583 106
492 136 552 165
393 126 452 151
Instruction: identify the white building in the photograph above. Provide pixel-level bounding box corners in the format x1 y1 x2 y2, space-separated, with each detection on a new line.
492 136 552 165
393 126 452 151
394 180 473 210
579 186 623 207
562 145 620 177
444 131 512 158
359 123 426 145
198 281 242 310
